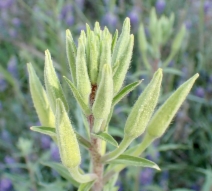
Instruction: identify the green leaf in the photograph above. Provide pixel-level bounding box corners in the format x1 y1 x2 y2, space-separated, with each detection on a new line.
30 126 91 149
27 63 55 127
41 161 79 187
30 126 56 137
44 50 69 113
92 132 118 147
66 29 77 85
75 132 92 149
163 68 182 76
107 154 160 170
112 80 142 106
158 144 189 151
78 181 95 191
63 76 91 116
111 29 118 53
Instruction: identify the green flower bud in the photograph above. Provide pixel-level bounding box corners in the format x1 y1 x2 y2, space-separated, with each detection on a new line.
27 63 55 127
44 50 68 113
138 23 148 52
171 25 186 52
66 29 77 85
76 38 91 105
112 17 131 66
124 69 163 139
147 73 199 138
88 31 99 84
92 64 113 133
56 99 81 168
113 34 134 94
98 27 112 84
111 29 118 53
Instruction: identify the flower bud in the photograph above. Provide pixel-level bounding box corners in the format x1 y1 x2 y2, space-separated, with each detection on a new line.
27 63 55 127
76 38 91 105
56 99 81 168
92 64 113 132
147 73 199 138
138 23 148 52
113 34 134 94
124 69 163 139
171 25 186 52
112 17 131 66
66 29 77 85
44 50 69 113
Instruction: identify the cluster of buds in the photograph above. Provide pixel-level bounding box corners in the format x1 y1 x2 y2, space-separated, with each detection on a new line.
28 17 198 190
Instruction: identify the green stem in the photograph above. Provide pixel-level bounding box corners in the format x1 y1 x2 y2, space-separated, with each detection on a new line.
142 52 151 71
69 166 97 183
162 51 175 68
101 136 132 163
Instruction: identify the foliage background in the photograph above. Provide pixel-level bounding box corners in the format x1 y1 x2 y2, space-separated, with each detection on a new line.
0 0 212 190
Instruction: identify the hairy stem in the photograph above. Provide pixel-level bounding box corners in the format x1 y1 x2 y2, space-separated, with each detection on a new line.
89 84 104 191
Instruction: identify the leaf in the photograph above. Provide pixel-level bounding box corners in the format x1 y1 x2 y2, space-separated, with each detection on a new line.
78 181 95 191
107 154 160 170
44 50 68 113
41 161 79 187
63 76 91 116
163 68 182 76
112 80 142 106
75 132 92 149
158 144 189 151
30 126 56 137
30 126 91 149
92 132 118 147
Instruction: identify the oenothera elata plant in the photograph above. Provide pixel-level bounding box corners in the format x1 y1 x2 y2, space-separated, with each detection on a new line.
28 18 198 191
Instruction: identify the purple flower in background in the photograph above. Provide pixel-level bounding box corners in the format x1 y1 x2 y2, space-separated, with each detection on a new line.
0 0 15 9
4 156 16 165
160 170 169 189
139 168 155 185
0 73 7 92
60 3 74 26
155 0 166 14
102 12 118 31
0 178 13 191
128 7 141 28
185 20 192 30
50 143 60 162
195 87 205 98
204 1 212 13
40 135 51 149
1 130 11 142
7 56 18 79
12 17 21 27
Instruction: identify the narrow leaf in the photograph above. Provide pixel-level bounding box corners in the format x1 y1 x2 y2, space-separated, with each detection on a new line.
30 126 56 136
30 126 91 149
27 63 55 127
112 80 142 106
76 36 91 105
92 132 118 147
78 181 95 191
41 161 79 187
66 29 77 85
44 50 68 113
107 154 160 170
111 29 118 53
75 132 92 149
63 76 91 116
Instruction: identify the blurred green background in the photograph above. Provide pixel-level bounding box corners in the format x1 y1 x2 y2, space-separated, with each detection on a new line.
0 0 212 190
